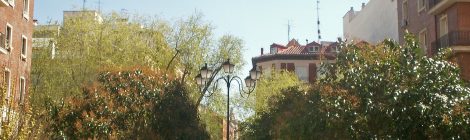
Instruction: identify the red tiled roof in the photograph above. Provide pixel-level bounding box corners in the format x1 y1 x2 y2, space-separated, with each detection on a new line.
270 43 287 48
307 41 321 46
286 39 301 47
278 45 308 54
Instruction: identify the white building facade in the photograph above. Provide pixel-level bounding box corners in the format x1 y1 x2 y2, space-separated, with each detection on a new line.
343 0 399 44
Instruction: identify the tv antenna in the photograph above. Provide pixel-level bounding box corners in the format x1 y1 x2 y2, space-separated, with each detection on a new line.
82 0 86 10
316 0 321 43
288 20 291 42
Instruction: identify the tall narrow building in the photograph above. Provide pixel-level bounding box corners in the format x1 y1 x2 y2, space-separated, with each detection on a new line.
0 0 35 117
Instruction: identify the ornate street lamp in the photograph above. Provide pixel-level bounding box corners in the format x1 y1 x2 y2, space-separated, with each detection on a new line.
196 59 260 140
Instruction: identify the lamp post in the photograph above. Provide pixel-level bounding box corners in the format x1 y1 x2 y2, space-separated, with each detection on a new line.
195 59 261 140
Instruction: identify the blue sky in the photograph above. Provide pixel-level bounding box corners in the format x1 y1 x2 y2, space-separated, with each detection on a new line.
35 0 368 74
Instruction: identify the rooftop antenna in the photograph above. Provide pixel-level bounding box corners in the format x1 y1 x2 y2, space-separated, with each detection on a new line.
98 0 101 13
82 0 86 10
288 20 291 42
316 0 321 43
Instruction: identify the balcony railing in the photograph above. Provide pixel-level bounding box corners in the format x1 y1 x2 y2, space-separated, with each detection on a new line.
432 30 470 54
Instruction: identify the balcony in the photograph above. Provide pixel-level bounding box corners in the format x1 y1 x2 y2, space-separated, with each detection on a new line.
428 0 470 15
432 31 470 54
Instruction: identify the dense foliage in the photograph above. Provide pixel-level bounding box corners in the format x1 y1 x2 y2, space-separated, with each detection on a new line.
242 35 470 139
244 71 303 113
31 13 174 110
30 12 246 138
46 68 209 139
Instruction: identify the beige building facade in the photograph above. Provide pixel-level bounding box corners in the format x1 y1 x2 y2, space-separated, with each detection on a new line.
252 39 337 83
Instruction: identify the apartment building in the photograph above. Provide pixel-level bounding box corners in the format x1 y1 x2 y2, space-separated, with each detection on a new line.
0 0 34 116
343 0 399 44
32 24 59 59
398 0 470 80
252 39 337 83
63 10 103 24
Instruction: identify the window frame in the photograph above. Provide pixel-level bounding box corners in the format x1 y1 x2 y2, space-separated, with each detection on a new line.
294 66 308 81
314 46 319 52
3 68 11 101
21 35 27 60
419 28 427 54
270 47 277 54
19 76 25 105
1 23 13 54
402 0 409 21
417 0 426 13
439 15 448 37
8 0 15 7
22 0 29 20
2 68 11 121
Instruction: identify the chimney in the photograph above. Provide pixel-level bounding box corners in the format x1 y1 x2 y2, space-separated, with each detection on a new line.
261 48 264 55
350 7 354 12
306 39 309 45
362 3 366 9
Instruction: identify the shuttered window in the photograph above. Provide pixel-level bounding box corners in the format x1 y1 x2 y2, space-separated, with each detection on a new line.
287 63 295 72
309 63 317 83
281 63 287 70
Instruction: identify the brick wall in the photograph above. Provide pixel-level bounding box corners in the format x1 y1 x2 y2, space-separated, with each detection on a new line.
397 0 437 56
456 3 470 31
0 0 34 108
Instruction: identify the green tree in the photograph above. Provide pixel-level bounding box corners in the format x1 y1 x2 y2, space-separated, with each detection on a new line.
31 12 247 138
242 34 470 139
163 14 246 108
31 13 174 110
320 34 470 139
246 71 303 113
241 86 349 139
47 68 209 139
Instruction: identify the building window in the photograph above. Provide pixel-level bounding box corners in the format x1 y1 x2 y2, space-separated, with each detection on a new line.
3 69 11 121
23 0 29 19
402 0 409 27
270 47 277 54
417 0 425 13
295 66 308 81
280 63 295 72
439 15 448 37
19 77 26 105
21 35 27 60
7 0 15 7
308 63 317 83
309 46 320 52
419 29 427 54
4 24 13 51
287 63 295 72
